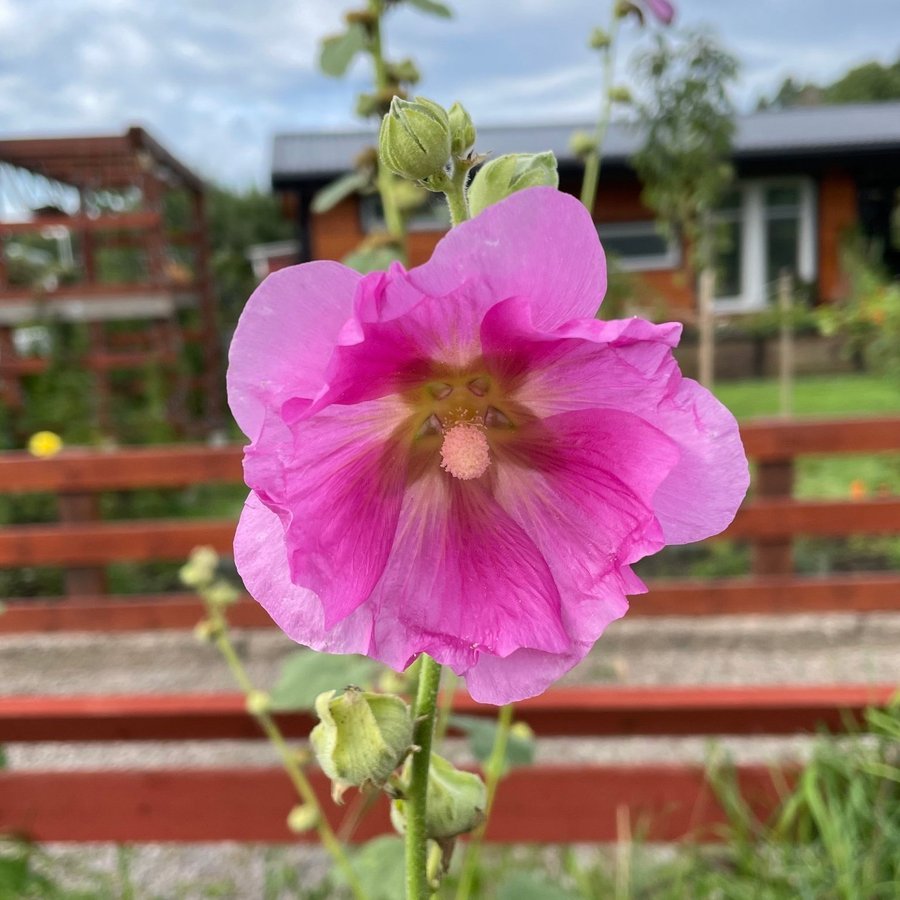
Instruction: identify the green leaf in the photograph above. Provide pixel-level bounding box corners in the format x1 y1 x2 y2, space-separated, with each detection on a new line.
269 651 379 711
311 170 370 214
495 871 580 900
449 714 536 772
330 837 406 900
342 243 404 273
406 0 453 18
319 23 367 77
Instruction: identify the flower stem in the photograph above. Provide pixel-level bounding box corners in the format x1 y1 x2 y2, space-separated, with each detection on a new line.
405 653 443 899
579 10 621 213
202 601 367 900
454 703 515 900
443 160 471 227
368 0 406 251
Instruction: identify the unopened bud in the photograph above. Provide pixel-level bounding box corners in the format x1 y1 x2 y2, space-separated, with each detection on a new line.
179 546 219 589
589 27 611 49
204 578 240 607
379 95 451 182
387 58 421 85
569 130 597 159
310 688 414 802
468 152 559 217
192 619 220 643
609 85 632 103
245 690 271 717
287 804 319 833
391 754 486 840
448 101 476 158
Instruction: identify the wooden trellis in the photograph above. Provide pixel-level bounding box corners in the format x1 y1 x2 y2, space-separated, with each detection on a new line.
0 127 221 433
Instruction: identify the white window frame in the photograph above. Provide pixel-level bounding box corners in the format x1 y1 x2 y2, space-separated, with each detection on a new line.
596 221 681 272
714 177 817 313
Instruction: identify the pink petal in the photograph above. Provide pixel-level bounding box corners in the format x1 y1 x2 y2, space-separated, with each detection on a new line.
227 262 360 441
494 409 676 626
364 469 570 672
405 186 607 329
482 299 748 544
644 0 675 24
234 493 375 655
243 396 410 627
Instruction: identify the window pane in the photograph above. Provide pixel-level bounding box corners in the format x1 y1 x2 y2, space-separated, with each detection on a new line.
766 215 799 285
715 219 742 298
597 227 669 260
765 185 800 209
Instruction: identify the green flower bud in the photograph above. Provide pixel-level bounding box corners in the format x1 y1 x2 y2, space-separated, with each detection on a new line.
379 95 451 182
286 804 319 833
391 754 486 840
245 690 271 717
179 546 219 589
468 152 559 217
589 27 611 49
569 130 597 159
310 688 414 802
609 85 632 103
387 58 421 85
192 618 221 643
448 101 476 158
203 578 240 607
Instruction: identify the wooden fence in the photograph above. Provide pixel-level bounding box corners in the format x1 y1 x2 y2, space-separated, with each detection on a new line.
0 416 898 844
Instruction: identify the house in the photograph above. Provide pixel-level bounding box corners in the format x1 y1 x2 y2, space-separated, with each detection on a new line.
270 101 900 318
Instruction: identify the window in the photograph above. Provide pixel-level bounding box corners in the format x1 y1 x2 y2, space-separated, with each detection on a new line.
713 179 816 311
360 193 451 233
596 221 680 271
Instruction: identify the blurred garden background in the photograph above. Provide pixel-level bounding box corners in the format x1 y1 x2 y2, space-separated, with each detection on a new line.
1 0 899 897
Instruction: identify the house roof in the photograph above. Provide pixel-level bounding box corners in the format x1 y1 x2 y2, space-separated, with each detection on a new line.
272 101 900 183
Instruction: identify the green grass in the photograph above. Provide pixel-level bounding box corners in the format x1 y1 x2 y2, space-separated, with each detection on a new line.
714 373 900 420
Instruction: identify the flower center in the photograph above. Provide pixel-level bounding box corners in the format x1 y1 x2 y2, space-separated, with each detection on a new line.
440 423 491 481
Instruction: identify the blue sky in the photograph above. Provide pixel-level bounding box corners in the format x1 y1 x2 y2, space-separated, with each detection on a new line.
1 0 898 187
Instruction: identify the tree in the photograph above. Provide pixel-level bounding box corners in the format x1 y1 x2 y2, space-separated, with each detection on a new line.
759 56 900 108
630 28 738 274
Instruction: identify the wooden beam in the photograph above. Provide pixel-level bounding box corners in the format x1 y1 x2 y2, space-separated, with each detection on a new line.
3 573 900 634
740 416 900 461
0 519 235 566
0 446 242 493
0 685 891 743
0 764 790 844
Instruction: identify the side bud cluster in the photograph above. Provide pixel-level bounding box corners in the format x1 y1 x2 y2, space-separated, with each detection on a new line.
310 687 414 802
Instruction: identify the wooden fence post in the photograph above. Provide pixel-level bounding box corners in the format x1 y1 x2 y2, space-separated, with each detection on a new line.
58 492 107 596
752 458 795 576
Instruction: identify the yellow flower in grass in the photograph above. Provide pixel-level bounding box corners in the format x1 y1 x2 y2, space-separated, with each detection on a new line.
27 431 63 458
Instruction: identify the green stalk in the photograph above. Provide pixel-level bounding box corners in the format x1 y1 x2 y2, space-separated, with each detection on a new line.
579 10 621 213
454 703 515 900
368 0 406 249
202 601 367 900
405 653 443 899
443 160 471 227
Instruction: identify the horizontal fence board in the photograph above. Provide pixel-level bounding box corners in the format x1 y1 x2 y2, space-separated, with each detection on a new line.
0 519 235 566
724 497 900 540
0 446 242 493
3 573 900 634
2 417 898 494
0 685 891 743
0 764 789 844
739 417 900 461
2 498 897 568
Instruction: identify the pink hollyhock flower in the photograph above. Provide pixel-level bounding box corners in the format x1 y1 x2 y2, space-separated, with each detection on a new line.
228 187 747 705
